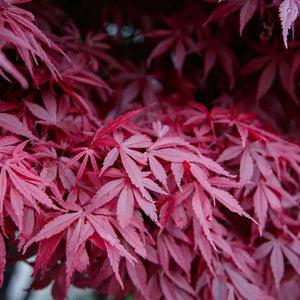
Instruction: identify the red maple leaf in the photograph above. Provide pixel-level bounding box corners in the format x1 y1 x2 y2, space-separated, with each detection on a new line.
24 190 146 294
254 231 300 290
0 0 63 85
146 13 197 75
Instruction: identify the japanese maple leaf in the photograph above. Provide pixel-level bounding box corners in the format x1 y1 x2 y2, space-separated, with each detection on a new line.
0 0 63 84
204 0 258 35
92 172 137 227
241 49 299 103
146 13 197 75
182 102 231 133
0 50 28 89
204 0 259 35
222 263 273 300
171 181 215 250
52 52 111 113
151 120 170 138
253 177 286 233
100 131 153 198
125 256 151 300
72 106 154 184
192 184 215 249
218 138 273 183
147 268 196 300
23 193 146 294
147 122 232 188
63 146 100 185
58 53 110 90
200 37 239 90
156 229 193 281
25 90 73 134
33 144 77 192
212 236 260 283
254 232 300 290
84 30 125 72
0 112 36 140
0 142 56 230
0 136 20 157
217 137 296 233
187 162 251 220
218 131 297 232
171 174 248 252
279 0 300 48
112 62 162 110
92 168 167 226
147 135 199 189
90 104 154 148
54 21 124 72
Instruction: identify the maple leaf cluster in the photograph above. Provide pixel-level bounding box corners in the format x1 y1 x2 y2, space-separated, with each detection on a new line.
0 0 299 299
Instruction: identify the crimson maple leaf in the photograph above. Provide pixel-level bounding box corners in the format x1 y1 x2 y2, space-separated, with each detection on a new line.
25 89 75 136
53 20 124 73
221 263 273 300
92 168 166 226
241 47 299 104
156 228 193 282
204 0 259 35
0 0 63 85
254 231 300 290
0 138 56 232
112 62 163 111
0 113 36 140
23 190 146 294
199 33 239 90
146 13 197 75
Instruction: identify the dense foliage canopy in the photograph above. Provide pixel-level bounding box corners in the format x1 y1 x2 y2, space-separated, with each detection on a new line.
0 1 299 299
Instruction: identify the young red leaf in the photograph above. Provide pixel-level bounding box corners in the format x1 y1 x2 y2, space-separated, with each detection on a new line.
91 104 154 146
